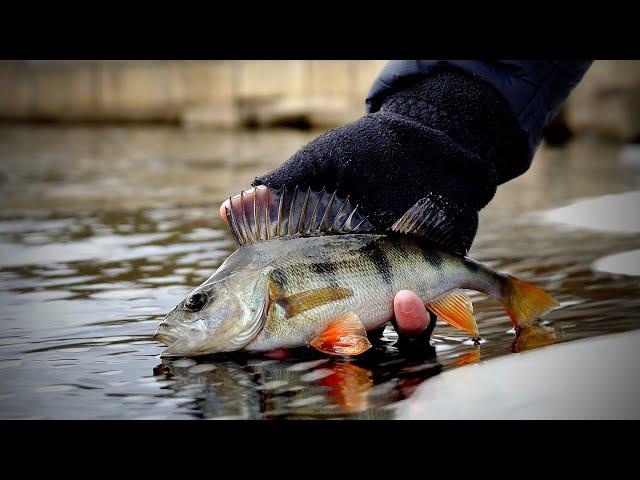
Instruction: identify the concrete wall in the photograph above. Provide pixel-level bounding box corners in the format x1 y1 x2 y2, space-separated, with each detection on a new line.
0 60 638 140
0 60 386 128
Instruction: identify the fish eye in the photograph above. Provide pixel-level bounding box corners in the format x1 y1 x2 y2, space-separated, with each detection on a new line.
184 291 208 312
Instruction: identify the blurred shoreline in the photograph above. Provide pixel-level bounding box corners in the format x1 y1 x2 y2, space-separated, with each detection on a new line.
0 60 383 129
0 60 638 143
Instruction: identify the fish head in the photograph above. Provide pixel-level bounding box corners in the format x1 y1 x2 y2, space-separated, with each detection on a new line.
154 267 272 357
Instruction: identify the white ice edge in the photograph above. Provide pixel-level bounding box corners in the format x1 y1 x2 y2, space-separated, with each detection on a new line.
538 190 640 234
592 249 640 276
394 329 640 420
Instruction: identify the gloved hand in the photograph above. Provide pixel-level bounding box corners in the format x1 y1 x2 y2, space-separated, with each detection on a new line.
222 66 529 343
254 66 529 254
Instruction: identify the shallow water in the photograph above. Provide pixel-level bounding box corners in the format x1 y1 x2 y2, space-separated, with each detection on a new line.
0 125 639 419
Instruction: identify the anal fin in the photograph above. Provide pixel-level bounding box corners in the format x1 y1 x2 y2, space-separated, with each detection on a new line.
426 290 478 338
310 312 372 356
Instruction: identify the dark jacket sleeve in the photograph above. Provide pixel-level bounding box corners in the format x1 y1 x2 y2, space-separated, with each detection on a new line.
366 60 592 183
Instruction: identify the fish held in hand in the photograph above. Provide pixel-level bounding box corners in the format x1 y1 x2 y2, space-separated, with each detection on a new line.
154 187 559 357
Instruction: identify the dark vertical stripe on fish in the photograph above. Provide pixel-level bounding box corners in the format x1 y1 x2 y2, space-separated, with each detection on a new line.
424 250 444 270
361 241 393 285
270 268 288 290
309 260 338 277
308 259 342 291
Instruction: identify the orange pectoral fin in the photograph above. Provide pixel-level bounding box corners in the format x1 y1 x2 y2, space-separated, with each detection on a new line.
279 287 352 318
426 290 479 338
310 313 372 356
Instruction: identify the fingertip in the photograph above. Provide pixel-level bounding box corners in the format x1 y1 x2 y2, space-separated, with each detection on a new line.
394 290 431 337
220 185 268 224
219 200 229 223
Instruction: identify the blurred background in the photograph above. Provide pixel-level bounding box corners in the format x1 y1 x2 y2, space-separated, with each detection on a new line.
0 60 638 140
0 60 385 128
0 60 639 419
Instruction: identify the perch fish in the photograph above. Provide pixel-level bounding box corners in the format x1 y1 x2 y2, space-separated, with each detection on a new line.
154 187 559 357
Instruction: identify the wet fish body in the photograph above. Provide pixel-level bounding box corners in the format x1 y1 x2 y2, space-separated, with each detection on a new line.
155 187 558 357
239 234 497 352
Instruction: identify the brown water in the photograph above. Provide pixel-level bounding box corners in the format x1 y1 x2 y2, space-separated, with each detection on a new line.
0 125 639 419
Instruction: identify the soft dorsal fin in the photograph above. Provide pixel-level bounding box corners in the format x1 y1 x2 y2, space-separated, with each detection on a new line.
224 185 374 247
390 194 474 254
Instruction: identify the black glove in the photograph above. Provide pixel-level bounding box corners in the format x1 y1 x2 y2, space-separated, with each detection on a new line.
254 66 529 253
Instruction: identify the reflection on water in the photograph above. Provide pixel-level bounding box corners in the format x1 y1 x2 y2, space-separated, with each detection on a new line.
0 125 639 419
153 343 439 419
511 324 558 353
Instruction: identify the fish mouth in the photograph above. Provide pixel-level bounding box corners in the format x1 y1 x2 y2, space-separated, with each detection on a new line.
154 322 209 357
154 328 190 357
154 332 175 346
160 341 192 357
154 323 179 346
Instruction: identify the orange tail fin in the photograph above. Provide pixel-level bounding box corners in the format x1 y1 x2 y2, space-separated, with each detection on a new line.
502 276 559 329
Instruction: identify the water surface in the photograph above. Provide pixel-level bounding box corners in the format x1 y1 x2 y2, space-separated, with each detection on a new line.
0 125 638 419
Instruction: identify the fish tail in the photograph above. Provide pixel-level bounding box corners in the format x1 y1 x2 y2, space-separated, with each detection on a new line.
500 275 559 329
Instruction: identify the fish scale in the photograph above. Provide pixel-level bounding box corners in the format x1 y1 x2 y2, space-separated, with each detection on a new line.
244 234 489 352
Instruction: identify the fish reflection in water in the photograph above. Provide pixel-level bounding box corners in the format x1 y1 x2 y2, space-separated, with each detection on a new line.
153 332 444 419
451 324 559 367
152 359 260 419
512 324 558 353
152 324 554 419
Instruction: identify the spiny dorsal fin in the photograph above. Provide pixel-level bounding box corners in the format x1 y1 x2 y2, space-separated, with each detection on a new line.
390 194 474 255
224 185 374 247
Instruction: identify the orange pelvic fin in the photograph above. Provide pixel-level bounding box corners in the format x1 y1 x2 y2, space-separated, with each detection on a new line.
310 312 372 356
426 290 478 338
